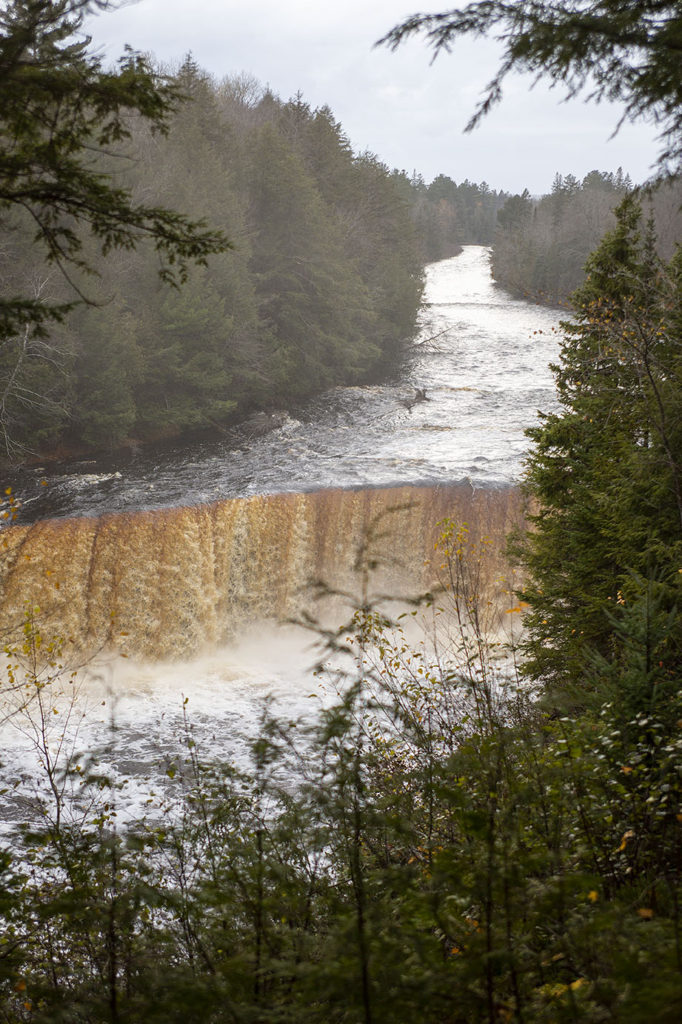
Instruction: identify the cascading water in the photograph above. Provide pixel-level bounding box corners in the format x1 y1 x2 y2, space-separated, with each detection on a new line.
0 246 562 809
0 483 524 658
8 247 561 522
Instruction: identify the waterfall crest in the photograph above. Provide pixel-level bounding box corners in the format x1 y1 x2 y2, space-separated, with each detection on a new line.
0 484 523 660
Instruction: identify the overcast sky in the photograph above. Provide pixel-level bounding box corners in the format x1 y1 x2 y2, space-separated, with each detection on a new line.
88 0 661 195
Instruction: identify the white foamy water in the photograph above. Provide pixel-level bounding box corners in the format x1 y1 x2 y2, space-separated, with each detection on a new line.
0 626 343 832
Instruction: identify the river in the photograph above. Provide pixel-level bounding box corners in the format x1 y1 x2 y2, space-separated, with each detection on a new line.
10 246 561 522
0 246 563 822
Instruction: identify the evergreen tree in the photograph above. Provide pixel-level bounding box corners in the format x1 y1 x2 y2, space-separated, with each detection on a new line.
249 123 379 397
72 301 139 448
143 268 237 433
350 152 423 362
517 196 682 691
382 1 682 177
497 191 533 233
0 1 228 339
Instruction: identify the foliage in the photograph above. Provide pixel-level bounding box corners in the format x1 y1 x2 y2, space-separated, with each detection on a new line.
401 172 509 261
0 1 229 339
0 55 425 459
380 0 682 178
493 170 628 304
492 173 682 306
1 4 681 1018
515 196 682 691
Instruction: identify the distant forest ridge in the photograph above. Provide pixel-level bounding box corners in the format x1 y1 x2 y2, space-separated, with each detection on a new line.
1 55 680 460
408 167 682 304
489 170 682 305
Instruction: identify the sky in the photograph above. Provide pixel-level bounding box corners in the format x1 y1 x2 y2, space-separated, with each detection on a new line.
87 0 662 195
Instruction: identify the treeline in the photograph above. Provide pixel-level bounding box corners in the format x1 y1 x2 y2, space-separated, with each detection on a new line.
0 59 427 459
9 45 659 461
402 173 509 261
491 169 682 304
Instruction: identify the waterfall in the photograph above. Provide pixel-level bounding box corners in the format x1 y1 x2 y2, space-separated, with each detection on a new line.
0 483 524 660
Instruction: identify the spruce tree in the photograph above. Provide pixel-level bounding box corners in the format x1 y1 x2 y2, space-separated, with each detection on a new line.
517 196 682 691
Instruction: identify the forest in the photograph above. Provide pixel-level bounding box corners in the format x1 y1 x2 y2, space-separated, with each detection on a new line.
1 0 682 1021
0 45 524 465
0 46 522 464
491 171 682 305
0 53 431 461
4 52 664 467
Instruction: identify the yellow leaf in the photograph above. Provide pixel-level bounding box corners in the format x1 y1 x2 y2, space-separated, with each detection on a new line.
618 829 635 852
588 890 599 902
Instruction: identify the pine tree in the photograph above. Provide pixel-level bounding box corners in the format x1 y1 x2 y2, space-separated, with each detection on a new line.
517 196 682 690
249 122 379 397
72 301 139 448
0 2 228 338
